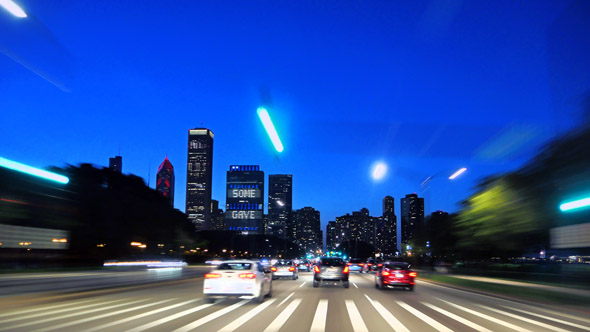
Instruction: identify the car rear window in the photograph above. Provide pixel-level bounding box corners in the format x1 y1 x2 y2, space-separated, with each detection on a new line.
349 258 362 263
384 263 410 270
217 263 252 270
276 261 292 266
320 258 344 266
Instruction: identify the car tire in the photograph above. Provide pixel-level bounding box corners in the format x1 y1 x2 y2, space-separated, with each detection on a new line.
407 286 414 291
292 275 297 280
379 281 384 290
205 296 215 304
375 281 379 289
255 287 265 303
266 283 272 297
313 280 319 288
343 281 350 288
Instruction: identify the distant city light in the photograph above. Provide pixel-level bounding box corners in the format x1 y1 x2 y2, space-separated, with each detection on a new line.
448 167 467 180
0 157 69 184
0 0 27 18
257 107 284 153
559 197 590 212
371 162 387 181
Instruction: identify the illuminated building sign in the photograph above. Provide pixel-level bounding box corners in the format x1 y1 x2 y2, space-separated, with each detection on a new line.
225 165 264 233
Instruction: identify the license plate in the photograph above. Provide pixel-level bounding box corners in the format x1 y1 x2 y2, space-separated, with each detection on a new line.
395 273 404 278
328 268 337 272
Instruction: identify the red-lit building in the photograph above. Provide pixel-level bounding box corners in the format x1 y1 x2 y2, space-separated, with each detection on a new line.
156 156 175 206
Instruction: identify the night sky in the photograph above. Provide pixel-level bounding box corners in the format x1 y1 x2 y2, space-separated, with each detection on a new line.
1 0 589 231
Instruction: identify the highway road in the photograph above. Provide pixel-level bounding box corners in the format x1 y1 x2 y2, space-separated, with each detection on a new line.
1 270 589 332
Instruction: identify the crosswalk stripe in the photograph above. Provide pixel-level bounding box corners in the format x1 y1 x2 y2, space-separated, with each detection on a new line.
0 298 97 318
353 283 358 288
217 299 276 332
501 306 590 331
345 299 369 332
0 298 146 331
423 302 492 332
30 298 173 332
278 292 294 307
83 299 200 332
478 305 571 332
364 295 409 332
126 302 213 332
396 301 454 332
309 299 328 332
263 298 302 332
436 298 532 332
0 298 122 323
173 300 249 332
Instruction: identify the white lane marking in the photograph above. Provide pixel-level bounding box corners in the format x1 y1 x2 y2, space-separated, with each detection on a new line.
0 298 96 318
299 282 306 288
84 299 200 332
278 292 294 307
263 298 302 332
0 298 146 330
364 295 409 332
345 300 369 332
478 305 571 332
126 302 213 332
502 306 590 331
396 301 454 332
217 299 276 332
173 300 249 332
31 298 173 332
436 298 532 332
353 283 358 288
309 299 328 332
423 302 492 332
0 298 122 323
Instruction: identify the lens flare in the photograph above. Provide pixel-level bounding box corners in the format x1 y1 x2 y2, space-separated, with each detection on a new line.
372 162 387 181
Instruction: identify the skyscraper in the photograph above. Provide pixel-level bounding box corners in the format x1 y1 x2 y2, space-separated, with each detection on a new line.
186 128 214 231
267 174 293 239
109 155 122 173
293 207 322 254
382 196 397 254
156 156 174 206
326 221 339 252
225 165 264 234
211 199 225 230
401 193 424 250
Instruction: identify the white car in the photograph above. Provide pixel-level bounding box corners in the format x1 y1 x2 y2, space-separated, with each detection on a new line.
203 260 272 303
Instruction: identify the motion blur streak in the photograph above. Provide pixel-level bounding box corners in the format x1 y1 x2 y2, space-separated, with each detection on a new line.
371 162 387 181
0 0 26 18
559 197 590 212
257 107 284 153
448 167 467 180
0 157 69 184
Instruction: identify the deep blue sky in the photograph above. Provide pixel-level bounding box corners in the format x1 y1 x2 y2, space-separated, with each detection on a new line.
1 0 588 231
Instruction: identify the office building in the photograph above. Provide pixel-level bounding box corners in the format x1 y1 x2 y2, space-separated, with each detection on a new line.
186 128 214 231
156 156 174 206
382 196 397 254
267 174 293 239
401 193 424 250
109 155 122 173
211 199 225 231
293 207 322 254
326 221 340 252
225 165 264 234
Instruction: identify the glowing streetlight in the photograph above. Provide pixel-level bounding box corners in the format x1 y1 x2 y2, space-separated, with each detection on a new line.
0 0 27 18
448 168 467 180
560 197 590 212
0 157 69 184
257 107 284 153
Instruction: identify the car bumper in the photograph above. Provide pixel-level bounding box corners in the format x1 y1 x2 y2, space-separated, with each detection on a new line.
315 274 348 281
273 272 295 277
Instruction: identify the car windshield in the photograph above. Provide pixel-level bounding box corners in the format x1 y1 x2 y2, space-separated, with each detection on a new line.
384 263 410 270
217 263 252 270
320 258 344 266
349 258 363 263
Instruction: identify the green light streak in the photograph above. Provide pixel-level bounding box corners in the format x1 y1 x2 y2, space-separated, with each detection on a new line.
257 107 284 153
559 197 590 212
0 157 69 184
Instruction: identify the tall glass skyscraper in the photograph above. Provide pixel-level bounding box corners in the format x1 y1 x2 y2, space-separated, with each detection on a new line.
109 155 122 173
401 193 424 250
225 165 264 234
382 196 397 254
186 128 214 231
267 174 293 239
156 156 174 206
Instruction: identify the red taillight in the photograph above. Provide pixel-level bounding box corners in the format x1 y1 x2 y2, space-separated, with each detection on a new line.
377 264 383 267
238 273 256 279
382 271 390 276
314 265 320 273
306 264 310 267
409 272 417 277
359 263 364 266
271 267 277 272
367 263 371 266
289 267 295 272
347 262 351 265
343 266 349 274
205 273 221 279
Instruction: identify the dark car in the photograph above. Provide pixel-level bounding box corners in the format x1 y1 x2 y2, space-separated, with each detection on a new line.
313 257 349 288
362 259 381 273
297 260 312 272
375 262 417 291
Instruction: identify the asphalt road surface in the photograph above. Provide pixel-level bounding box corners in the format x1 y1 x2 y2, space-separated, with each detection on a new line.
1 270 589 332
